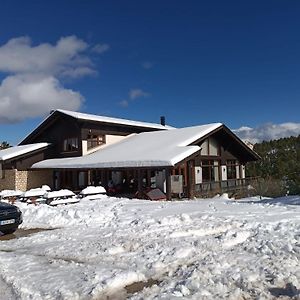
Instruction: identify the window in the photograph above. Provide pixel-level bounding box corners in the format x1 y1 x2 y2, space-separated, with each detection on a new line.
63 137 79 152
87 134 105 150
200 138 220 156
201 160 220 182
227 160 237 179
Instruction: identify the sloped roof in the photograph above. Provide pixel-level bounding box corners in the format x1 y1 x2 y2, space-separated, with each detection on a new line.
20 109 174 145
0 143 49 162
56 109 174 130
32 123 223 169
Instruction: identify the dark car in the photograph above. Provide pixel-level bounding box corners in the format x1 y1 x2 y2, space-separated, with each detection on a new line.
0 202 23 235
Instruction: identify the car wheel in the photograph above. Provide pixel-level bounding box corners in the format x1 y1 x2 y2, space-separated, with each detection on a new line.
1 228 17 235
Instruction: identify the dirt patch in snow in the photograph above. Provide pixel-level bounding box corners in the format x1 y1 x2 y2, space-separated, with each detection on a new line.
0 228 54 241
125 278 161 295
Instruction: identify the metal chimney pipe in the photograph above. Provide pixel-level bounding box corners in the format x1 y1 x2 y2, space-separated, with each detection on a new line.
160 116 166 126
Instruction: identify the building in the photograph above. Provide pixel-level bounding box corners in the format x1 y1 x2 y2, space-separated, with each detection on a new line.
0 109 259 199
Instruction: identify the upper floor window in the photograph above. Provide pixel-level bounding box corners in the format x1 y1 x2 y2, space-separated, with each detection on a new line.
87 134 105 150
63 137 79 152
200 138 220 156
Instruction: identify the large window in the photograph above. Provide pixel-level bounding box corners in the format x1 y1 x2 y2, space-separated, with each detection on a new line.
63 137 79 152
201 160 220 182
87 134 105 150
200 138 220 156
227 160 237 179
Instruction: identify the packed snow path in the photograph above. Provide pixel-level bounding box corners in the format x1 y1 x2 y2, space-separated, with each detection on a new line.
0 195 299 299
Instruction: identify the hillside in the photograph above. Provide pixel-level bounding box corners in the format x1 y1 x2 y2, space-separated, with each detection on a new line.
246 135 300 195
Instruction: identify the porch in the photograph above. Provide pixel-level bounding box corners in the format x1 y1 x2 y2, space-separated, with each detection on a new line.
194 176 260 198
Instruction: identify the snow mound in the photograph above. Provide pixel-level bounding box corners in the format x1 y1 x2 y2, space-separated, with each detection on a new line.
0 189 23 198
44 189 75 199
22 188 47 198
80 186 106 195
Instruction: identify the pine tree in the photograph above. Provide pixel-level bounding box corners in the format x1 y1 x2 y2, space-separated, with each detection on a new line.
246 135 300 195
0 141 11 150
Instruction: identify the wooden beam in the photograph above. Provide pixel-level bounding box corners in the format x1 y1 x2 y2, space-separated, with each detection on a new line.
187 160 195 199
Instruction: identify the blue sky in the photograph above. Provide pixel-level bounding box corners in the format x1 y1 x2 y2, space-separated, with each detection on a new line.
0 0 300 144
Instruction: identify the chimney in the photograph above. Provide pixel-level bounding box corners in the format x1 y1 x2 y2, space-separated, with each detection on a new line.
160 116 166 126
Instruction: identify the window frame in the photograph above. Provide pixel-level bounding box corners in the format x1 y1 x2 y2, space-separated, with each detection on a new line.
226 159 238 180
87 134 106 150
62 137 79 152
201 160 220 182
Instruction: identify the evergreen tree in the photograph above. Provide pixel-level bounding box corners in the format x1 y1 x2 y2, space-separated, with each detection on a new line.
247 135 300 195
0 141 11 150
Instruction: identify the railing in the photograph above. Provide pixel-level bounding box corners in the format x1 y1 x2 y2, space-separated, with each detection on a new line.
194 177 260 197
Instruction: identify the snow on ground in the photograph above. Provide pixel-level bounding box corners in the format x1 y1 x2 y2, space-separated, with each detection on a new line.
0 195 299 299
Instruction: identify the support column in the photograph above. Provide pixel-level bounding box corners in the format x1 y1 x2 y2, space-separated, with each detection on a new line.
146 170 151 188
187 160 195 199
137 169 143 198
85 170 89 186
165 168 172 201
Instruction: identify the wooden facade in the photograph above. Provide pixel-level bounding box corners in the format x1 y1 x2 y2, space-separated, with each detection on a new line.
2 110 259 198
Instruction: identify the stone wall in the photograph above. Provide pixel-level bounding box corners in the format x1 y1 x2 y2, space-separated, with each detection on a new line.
0 169 16 191
27 170 53 190
0 169 53 191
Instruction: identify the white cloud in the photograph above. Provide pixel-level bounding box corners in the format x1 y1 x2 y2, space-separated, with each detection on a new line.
129 88 149 100
92 43 110 54
234 122 300 143
0 75 83 123
119 88 150 107
0 36 94 78
141 61 154 69
0 36 109 123
118 100 129 107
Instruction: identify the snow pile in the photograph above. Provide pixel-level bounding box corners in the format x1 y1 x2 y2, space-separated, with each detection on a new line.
22 188 47 198
0 189 23 199
44 189 75 199
79 185 106 195
0 196 299 299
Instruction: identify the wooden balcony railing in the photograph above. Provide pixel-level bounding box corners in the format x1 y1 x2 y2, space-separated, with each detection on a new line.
194 176 260 197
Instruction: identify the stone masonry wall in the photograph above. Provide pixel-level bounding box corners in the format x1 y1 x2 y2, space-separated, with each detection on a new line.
0 169 16 191
15 170 53 191
27 170 53 190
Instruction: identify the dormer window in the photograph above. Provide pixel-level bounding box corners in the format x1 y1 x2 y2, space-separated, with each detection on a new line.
87 134 105 150
63 137 79 152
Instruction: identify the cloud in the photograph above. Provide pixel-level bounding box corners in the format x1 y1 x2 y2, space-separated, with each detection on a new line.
0 74 83 123
0 36 95 78
92 43 110 54
141 61 154 69
234 122 300 143
118 88 150 107
129 88 150 100
118 100 129 107
0 36 109 123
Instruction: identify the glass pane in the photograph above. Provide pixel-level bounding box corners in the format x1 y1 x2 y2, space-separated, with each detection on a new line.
200 139 209 155
209 138 219 156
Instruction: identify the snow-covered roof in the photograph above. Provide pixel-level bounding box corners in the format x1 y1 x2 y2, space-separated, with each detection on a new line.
32 123 222 169
56 109 174 130
20 109 174 145
0 143 49 161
